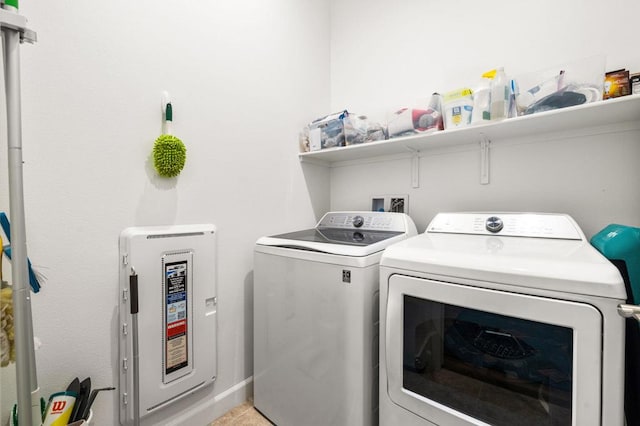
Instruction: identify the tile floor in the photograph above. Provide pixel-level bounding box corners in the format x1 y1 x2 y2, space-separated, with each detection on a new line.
209 401 272 426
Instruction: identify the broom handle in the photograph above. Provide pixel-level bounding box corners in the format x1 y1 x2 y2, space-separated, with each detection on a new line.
3 5 40 425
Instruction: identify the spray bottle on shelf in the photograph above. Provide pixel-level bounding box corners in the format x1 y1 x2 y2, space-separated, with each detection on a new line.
490 67 509 121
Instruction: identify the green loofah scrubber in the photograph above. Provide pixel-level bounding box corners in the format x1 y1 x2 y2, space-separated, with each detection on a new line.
153 134 186 178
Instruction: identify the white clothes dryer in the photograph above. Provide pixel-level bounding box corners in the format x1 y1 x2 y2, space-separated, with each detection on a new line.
254 211 417 426
379 212 626 426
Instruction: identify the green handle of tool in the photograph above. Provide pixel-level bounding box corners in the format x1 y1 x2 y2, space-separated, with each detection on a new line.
165 103 173 122
3 0 19 10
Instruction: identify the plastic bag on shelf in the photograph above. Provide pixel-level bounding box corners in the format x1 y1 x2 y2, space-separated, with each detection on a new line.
515 55 605 116
307 110 348 150
343 114 386 145
387 93 443 138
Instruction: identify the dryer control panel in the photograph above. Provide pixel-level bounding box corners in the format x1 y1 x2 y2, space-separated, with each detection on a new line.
427 212 584 240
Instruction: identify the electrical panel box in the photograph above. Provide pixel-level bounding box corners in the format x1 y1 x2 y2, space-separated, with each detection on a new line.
118 225 217 424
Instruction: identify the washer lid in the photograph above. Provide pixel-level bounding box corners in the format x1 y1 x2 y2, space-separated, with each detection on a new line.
256 211 417 256
382 214 626 299
270 228 403 246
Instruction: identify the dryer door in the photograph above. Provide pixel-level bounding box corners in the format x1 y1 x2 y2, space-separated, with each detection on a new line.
385 275 602 426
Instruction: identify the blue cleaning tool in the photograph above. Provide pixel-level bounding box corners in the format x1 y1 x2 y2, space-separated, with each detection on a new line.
591 224 640 303
591 223 640 426
0 212 41 292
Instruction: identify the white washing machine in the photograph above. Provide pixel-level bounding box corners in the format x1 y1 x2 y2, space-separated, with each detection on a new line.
379 212 627 426
254 211 417 426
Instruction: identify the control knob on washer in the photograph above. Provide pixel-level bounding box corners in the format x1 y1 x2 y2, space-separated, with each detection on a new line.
352 215 364 228
485 216 504 233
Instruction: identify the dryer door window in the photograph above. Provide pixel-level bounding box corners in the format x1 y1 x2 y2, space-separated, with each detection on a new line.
403 296 572 425
385 275 603 426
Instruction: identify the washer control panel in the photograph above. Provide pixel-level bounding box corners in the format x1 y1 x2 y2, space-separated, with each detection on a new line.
318 212 406 232
427 212 583 240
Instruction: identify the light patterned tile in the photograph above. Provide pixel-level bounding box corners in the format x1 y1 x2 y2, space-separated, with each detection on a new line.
233 408 273 426
209 401 255 425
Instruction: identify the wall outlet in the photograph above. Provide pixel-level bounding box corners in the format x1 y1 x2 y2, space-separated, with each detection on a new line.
371 194 409 214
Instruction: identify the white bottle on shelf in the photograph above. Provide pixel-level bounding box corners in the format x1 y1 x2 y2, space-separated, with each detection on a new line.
490 67 509 121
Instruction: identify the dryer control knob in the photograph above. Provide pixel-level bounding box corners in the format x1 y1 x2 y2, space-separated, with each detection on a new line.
486 216 504 233
353 215 364 228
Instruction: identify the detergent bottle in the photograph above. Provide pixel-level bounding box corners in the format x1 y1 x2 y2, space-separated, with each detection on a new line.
490 67 509 121
471 75 492 124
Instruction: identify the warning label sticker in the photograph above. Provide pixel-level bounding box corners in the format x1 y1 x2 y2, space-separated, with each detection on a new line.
165 261 188 374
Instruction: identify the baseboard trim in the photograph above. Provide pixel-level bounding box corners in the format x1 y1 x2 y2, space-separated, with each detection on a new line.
213 376 253 404
149 376 253 426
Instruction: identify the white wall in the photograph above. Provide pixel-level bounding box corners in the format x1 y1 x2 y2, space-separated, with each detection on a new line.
2 0 640 424
1 1 330 424
329 0 640 235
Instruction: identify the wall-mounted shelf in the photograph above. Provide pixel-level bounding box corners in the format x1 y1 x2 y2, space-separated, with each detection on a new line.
299 94 640 167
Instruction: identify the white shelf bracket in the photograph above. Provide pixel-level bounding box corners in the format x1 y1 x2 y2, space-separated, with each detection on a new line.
479 134 490 185
410 149 420 189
